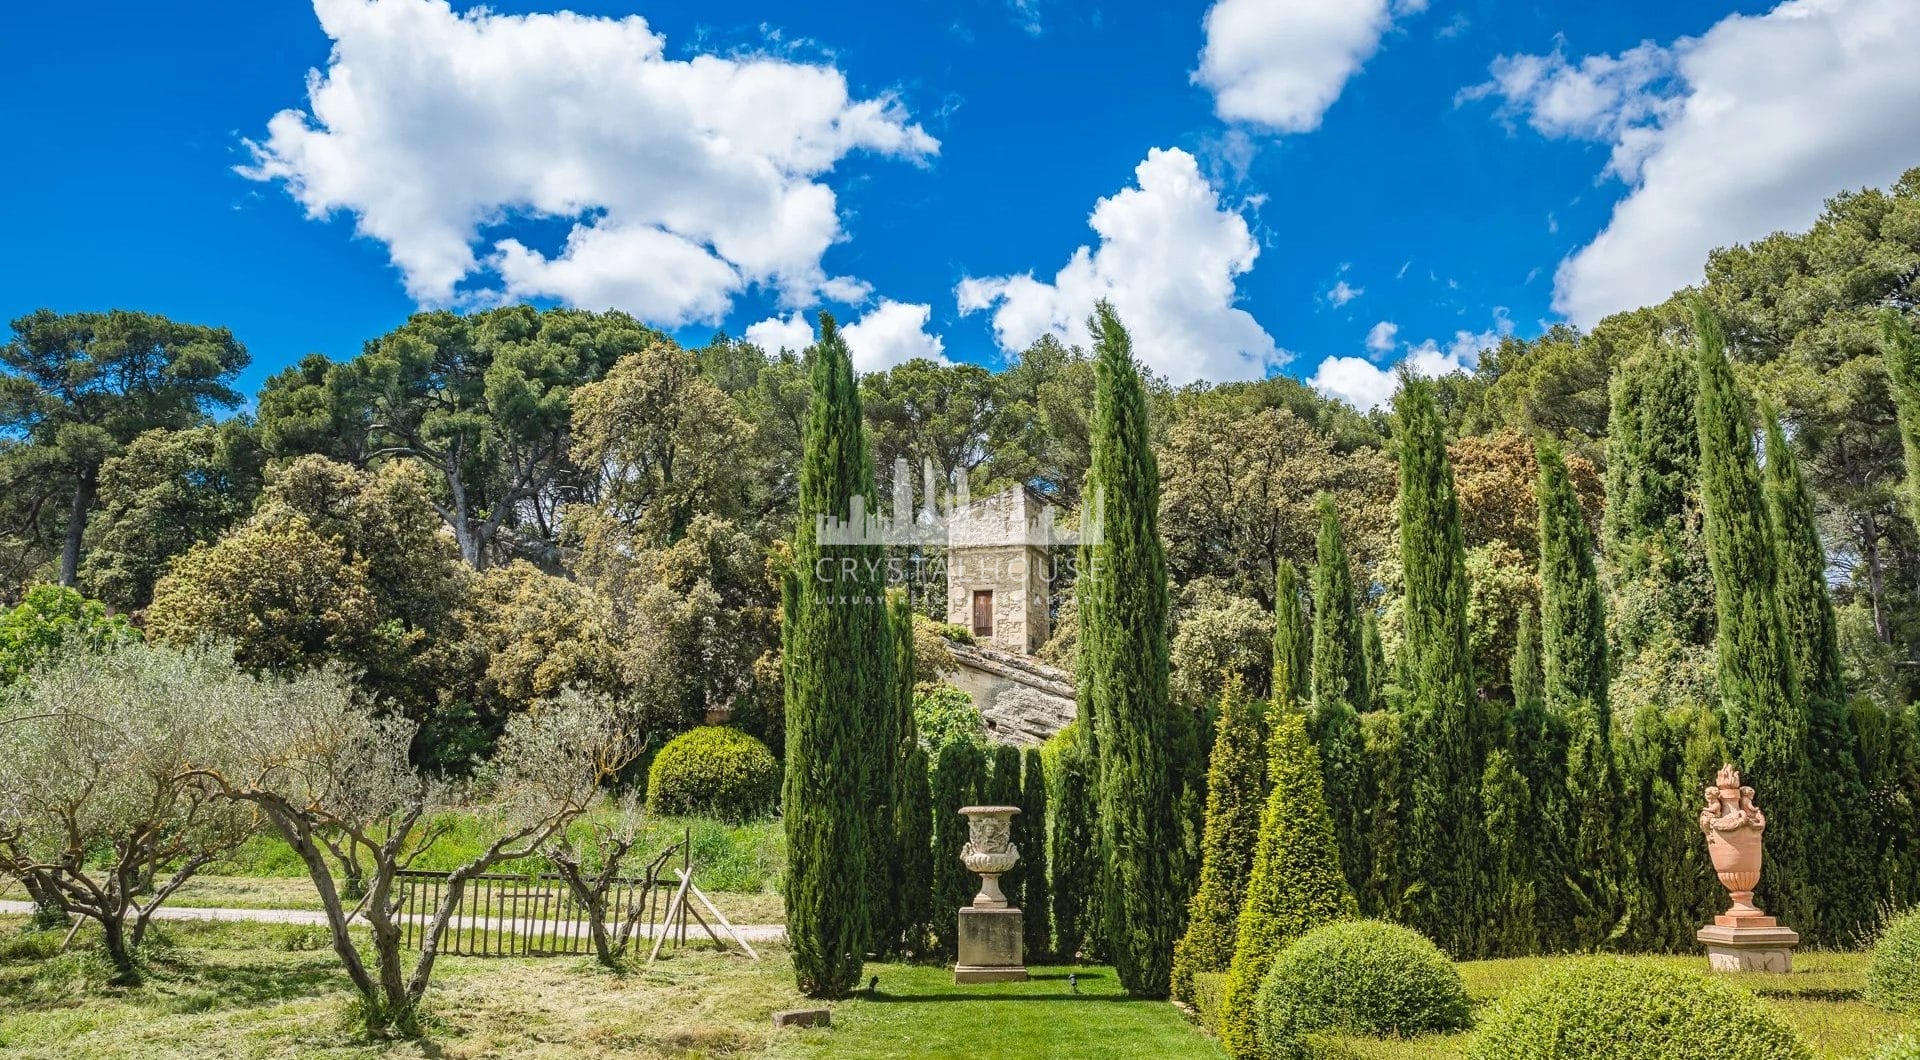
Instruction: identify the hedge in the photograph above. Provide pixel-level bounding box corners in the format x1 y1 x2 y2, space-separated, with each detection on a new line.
645 726 780 821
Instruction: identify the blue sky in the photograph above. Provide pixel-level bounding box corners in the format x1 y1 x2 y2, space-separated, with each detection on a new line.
3 0 1914 409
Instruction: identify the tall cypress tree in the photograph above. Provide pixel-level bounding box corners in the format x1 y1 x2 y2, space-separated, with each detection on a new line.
989 743 1025 904
883 590 933 956
1505 605 1574 952
1309 493 1369 894
1538 438 1622 944
1362 610 1388 711
1392 373 1486 957
931 739 988 956
1693 302 1812 929
1170 677 1267 1002
1883 310 1920 529
1762 408 1876 945
781 312 893 997
1046 724 1098 960
1273 559 1310 709
1021 746 1051 959
1077 302 1184 997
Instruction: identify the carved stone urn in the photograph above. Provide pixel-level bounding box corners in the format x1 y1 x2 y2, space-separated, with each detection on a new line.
959 806 1021 908
1696 763 1799 971
1699 763 1767 921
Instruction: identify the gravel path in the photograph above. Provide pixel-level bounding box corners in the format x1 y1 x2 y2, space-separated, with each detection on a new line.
0 899 788 943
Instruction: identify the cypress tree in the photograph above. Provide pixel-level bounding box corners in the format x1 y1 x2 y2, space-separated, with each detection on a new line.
1358 710 1405 918
1077 303 1184 997
1538 438 1623 945
782 312 893 997
1170 677 1267 1002
1362 610 1388 711
884 590 933 956
1273 558 1310 709
1309 493 1369 894
1693 301 1812 930
1021 746 1051 959
1504 605 1574 952
1218 713 1356 1058
1391 373 1486 957
1045 724 1098 960
1762 408 1876 945
931 739 988 956
1883 310 1920 529
1510 605 1543 716
989 743 1025 903
1480 749 1538 955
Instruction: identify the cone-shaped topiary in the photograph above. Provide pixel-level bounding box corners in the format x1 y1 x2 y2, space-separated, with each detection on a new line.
1391 372 1486 958
1469 957 1812 1059
1273 559 1309 709
1077 303 1186 997
1869 908 1920 1015
1309 493 1369 895
1172 677 1267 1002
1219 712 1356 1059
1253 920 1470 1059
1021 746 1051 958
781 312 894 996
1693 301 1811 931
1762 407 1876 947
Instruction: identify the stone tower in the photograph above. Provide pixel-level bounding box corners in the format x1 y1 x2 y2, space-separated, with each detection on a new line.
947 485 1054 655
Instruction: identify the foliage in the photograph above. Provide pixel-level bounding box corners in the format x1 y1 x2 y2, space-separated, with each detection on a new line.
644 727 780 821
1615 702 1730 952
456 560 621 721
1272 560 1308 710
1252 920 1470 1058
1391 373 1487 958
1467 957 1813 1059
879 590 930 958
1044 723 1099 960
1869 908 1920 1015
1171 581 1273 709
1309 494 1369 895
0 584 138 686
1171 677 1266 1002
1889 310 1920 532
1077 304 1187 998
780 312 895 998
1021 745 1051 959
1694 302 1813 929
930 738 987 956
1219 712 1356 1060
988 742 1024 902
0 641 259 980
915 683 986 757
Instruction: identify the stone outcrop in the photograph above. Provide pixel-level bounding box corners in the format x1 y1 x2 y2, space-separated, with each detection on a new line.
946 643 1075 746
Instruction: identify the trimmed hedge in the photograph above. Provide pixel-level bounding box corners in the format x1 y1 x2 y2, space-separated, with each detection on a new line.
1870 908 1920 1015
1254 920 1469 1058
1468 957 1812 1060
645 727 780 821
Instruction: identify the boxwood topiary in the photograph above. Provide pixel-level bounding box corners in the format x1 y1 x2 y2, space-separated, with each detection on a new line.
1253 919 1470 1058
1468 957 1813 1060
645 726 779 821
1869 908 1920 1015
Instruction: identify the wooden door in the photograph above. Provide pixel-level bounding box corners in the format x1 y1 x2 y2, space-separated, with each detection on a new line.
972 590 994 638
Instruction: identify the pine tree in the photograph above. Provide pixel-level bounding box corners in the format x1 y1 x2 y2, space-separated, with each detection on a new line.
1309 492 1369 895
1170 677 1267 1002
1076 303 1185 997
1537 438 1622 945
1762 408 1876 945
782 312 893 997
989 743 1024 903
1045 724 1098 960
1391 373 1486 957
931 739 988 956
1883 310 1920 529
1273 559 1310 709
884 590 933 956
1218 713 1356 1058
1693 301 1812 930
1021 746 1051 959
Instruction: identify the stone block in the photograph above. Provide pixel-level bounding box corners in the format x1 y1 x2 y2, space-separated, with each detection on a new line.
771 1007 831 1028
1697 923 1799 973
956 906 1027 983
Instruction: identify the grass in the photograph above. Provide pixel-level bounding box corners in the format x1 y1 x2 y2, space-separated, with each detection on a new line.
0 916 1219 1059
154 874 787 925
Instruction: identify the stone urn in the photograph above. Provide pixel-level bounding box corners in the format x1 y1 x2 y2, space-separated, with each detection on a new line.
1699 763 1767 921
959 805 1021 908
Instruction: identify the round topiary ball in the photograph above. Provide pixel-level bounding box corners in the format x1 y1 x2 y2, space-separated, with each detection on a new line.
1468 957 1812 1060
1869 909 1920 1015
1253 920 1471 1058
645 726 779 821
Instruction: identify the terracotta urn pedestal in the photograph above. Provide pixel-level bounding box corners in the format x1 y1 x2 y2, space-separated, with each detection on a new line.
955 805 1027 984
1695 764 1799 972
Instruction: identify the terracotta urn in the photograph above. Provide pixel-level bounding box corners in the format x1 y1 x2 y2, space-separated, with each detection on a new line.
1699 763 1767 921
959 805 1021 909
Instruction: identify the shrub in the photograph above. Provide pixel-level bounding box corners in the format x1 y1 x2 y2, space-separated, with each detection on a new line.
645 727 780 821
1869 908 1920 1014
1253 920 1469 1058
916 683 985 756
1863 1034 1920 1060
1468 957 1812 1060
1190 971 1229 1036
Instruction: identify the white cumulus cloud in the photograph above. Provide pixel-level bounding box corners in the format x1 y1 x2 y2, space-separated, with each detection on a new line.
956 147 1284 385
1195 0 1423 134
744 311 816 356
1465 0 1920 327
744 300 946 372
242 0 937 326
1365 321 1399 353
1328 280 1363 307
1312 311 1512 411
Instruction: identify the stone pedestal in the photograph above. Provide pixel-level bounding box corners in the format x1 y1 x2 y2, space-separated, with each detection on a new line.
1698 914 1799 973
955 906 1027 983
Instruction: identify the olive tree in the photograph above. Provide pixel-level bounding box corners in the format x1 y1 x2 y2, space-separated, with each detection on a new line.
0 642 258 981
544 795 680 968
187 685 640 1034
